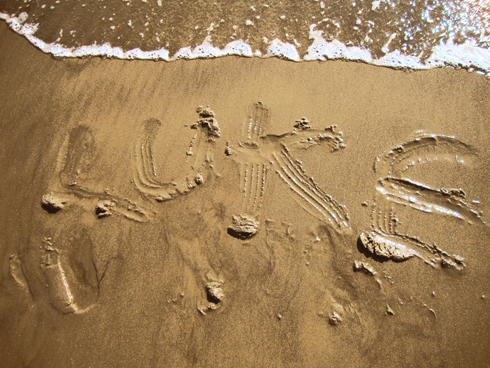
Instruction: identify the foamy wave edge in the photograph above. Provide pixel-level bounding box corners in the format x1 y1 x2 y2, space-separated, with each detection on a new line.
2 12 490 77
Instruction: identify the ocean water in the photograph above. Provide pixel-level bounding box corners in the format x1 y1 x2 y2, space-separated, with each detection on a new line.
1 0 489 74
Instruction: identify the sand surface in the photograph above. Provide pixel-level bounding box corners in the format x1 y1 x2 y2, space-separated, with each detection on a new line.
0 22 489 367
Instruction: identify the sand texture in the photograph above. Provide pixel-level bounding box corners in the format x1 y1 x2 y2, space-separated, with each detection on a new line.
0 22 490 367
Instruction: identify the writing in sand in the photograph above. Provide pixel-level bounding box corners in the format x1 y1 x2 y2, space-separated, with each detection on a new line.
31 103 483 314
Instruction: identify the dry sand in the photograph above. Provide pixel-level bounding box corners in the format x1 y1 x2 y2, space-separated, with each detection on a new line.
0 22 489 367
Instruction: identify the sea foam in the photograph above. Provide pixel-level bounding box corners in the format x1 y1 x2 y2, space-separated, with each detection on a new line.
1 11 489 77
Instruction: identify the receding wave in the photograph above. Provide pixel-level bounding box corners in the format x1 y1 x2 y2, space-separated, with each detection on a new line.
1 0 490 75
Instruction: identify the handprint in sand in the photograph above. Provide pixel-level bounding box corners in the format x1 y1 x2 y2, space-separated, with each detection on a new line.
227 102 351 238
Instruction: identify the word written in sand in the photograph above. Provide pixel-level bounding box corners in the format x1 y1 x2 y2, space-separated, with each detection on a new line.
41 105 483 275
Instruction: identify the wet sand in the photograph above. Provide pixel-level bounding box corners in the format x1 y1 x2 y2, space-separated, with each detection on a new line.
0 22 489 367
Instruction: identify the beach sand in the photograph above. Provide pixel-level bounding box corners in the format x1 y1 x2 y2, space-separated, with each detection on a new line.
0 21 489 367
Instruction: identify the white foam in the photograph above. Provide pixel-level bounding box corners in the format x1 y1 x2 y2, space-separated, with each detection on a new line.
427 39 490 71
1 12 489 77
3 11 38 35
223 40 253 57
305 37 373 63
374 50 427 70
266 38 301 61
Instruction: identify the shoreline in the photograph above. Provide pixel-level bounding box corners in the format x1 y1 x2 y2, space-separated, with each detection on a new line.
2 12 490 75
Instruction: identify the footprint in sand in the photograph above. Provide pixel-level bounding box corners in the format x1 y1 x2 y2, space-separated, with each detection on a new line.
227 102 351 238
40 237 99 314
359 134 483 269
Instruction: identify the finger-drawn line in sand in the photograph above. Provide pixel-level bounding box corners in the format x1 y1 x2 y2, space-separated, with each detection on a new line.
359 134 482 269
9 254 31 294
42 125 149 222
41 237 99 314
132 106 220 201
227 102 350 238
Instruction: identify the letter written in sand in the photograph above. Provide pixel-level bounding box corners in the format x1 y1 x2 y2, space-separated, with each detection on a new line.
227 102 351 239
359 134 482 269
